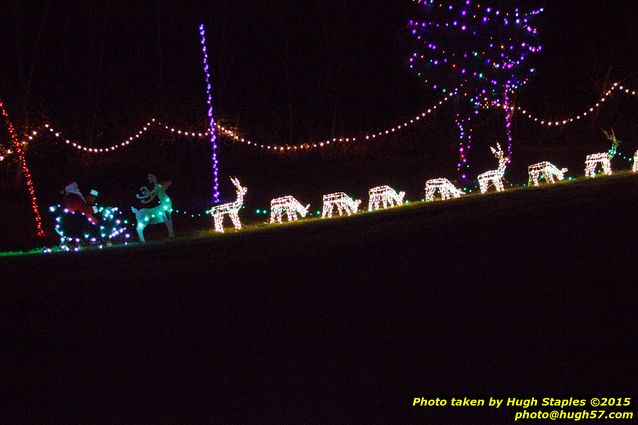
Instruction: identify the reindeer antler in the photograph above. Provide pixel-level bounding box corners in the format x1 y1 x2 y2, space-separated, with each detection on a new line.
136 186 151 201
136 174 160 204
602 128 622 157
490 143 504 159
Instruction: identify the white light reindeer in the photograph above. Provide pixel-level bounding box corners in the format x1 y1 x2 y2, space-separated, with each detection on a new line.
633 151 638 173
368 186 405 211
321 192 362 218
270 196 310 223
585 129 621 177
425 178 464 201
131 174 174 242
527 162 568 186
208 177 247 233
478 143 508 194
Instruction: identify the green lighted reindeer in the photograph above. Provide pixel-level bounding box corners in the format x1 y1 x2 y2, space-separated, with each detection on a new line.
585 129 621 177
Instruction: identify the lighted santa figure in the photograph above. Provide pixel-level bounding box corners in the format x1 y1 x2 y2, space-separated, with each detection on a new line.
63 182 100 225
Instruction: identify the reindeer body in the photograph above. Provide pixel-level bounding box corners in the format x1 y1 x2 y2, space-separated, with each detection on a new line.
478 144 507 194
425 178 464 201
270 196 310 223
528 162 568 186
368 186 405 211
131 174 174 242
585 153 612 177
209 177 247 233
321 192 361 218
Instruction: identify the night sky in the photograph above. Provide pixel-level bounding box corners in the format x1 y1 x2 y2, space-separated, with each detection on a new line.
1 0 637 147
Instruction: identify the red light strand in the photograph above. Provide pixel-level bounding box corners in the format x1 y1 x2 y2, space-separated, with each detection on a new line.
0 98 45 237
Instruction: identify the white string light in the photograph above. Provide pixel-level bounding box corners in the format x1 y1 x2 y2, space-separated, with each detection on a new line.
20 82 638 154
425 178 464 201
24 90 457 154
27 121 155 153
269 196 310 223
527 162 568 186
478 143 508 194
633 151 638 173
368 186 406 211
208 177 247 233
321 192 362 218
496 82 638 128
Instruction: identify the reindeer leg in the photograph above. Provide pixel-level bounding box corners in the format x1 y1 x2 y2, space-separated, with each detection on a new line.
165 213 175 238
230 211 241 230
214 213 224 233
136 223 146 243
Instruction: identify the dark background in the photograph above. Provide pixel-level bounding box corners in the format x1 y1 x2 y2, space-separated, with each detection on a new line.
1 0 637 141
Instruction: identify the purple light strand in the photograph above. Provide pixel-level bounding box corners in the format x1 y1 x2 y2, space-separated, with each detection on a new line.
455 112 472 182
199 24 220 204
503 85 514 162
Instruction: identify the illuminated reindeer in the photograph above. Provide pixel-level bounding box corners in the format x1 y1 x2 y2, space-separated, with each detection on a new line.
528 162 568 186
585 129 621 177
478 143 507 194
321 192 361 218
368 185 405 211
131 174 174 242
425 178 464 201
270 196 310 223
208 177 247 233
633 151 638 173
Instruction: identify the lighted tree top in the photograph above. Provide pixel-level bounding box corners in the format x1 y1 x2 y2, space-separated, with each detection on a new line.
407 0 543 179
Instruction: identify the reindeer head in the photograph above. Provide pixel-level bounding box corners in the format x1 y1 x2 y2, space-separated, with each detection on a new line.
602 128 622 158
299 204 311 217
352 199 362 213
490 143 507 174
230 176 247 197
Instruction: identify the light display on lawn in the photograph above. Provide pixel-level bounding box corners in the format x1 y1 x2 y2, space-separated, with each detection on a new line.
50 204 130 251
368 186 406 211
269 196 310 223
633 151 638 173
0 98 45 236
425 178 464 201
199 24 221 203
478 143 507 193
527 162 568 186
131 174 175 242
408 0 543 176
321 192 362 218
208 177 247 233
585 129 621 178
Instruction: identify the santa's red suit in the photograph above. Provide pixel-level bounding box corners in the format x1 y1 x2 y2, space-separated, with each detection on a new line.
63 183 100 225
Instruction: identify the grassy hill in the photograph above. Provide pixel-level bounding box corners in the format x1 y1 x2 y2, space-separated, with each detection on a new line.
2 173 638 423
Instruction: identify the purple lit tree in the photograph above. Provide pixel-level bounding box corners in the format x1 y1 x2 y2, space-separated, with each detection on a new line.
408 0 543 180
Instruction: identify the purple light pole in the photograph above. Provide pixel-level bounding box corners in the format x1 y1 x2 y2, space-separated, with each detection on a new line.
199 24 220 204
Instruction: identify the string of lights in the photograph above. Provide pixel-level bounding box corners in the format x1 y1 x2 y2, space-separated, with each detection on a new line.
198 24 220 203
10 82 638 158
0 98 45 236
21 90 457 155
495 82 638 127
